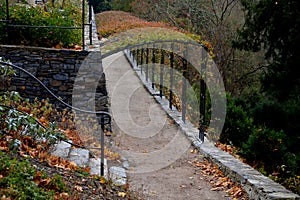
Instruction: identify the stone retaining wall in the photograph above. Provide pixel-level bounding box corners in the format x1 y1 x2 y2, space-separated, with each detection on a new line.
0 45 108 112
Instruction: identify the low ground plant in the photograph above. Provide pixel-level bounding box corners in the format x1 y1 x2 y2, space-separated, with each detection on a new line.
0 151 58 199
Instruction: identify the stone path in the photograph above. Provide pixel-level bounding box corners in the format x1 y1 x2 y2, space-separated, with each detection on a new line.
102 52 234 199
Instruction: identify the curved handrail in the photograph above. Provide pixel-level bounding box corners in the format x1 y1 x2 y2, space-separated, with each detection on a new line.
0 61 111 120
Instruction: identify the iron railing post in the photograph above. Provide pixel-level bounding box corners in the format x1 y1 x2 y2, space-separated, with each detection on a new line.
169 48 174 110
134 48 138 67
159 47 164 98
89 1 92 45
141 48 144 74
146 45 149 82
199 47 208 142
136 48 140 66
182 47 187 123
5 0 9 21
82 0 85 50
152 44 156 89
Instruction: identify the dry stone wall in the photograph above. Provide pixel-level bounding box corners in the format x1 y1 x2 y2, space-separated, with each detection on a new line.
0 45 108 112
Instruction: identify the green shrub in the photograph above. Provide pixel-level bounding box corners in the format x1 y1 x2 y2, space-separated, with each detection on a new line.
240 127 287 173
0 0 82 48
0 0 7 42
252 98 286 132
220 94 255 147
251 97 300 175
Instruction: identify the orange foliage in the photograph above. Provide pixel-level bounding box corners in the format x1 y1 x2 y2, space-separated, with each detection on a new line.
96 11 176 38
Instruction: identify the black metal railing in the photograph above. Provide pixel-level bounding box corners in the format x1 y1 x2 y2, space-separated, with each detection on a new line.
125 41 209 143
0 61 110 176
1 0 93 50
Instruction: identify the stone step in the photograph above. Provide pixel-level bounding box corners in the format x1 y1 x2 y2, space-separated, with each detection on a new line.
68 148 89 167
109 166 127 186
89 158 108 178
50 140 71 159
50 141 127 185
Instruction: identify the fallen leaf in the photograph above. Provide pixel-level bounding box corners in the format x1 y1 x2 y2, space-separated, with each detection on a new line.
190 149 198 154
59 193 69 199
75 185 83 191
0 146 8 151
105 131 112 136
118 192 126 197
211 187 222 191
99 177 106 184
1 195 11 200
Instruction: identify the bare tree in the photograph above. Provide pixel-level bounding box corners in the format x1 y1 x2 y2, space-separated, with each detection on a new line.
132 0 265 95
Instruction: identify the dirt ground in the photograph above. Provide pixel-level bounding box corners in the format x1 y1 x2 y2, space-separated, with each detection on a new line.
111 131 235 200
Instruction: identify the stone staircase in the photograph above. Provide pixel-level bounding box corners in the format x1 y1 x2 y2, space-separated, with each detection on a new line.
50 140 127 185
46 2 127 186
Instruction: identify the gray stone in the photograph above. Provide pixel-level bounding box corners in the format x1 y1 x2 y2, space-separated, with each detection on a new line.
53 74 68 81
50 141 71 158
50 80 62 86
89 158 108 178
68 148 90 167
266 192 300 200
63 64 75 69
122 160 130 170
109 166 127 185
